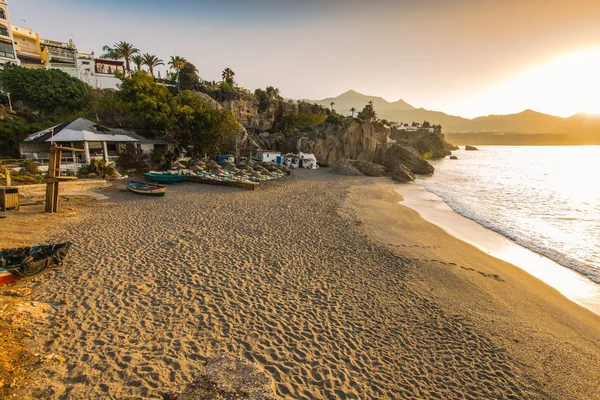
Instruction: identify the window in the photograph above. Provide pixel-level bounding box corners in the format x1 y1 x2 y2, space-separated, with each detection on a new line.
0 41 14 58
0 9 5 20
0 26 8 37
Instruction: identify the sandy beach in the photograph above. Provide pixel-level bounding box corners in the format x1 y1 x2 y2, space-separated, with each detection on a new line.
2 169 600 399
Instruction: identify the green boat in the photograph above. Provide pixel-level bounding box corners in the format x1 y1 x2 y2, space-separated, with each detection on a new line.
143 172 188 183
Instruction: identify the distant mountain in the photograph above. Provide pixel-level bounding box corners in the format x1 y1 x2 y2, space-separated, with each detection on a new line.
315 89 413 114
310 91 600 144
313 90 470 130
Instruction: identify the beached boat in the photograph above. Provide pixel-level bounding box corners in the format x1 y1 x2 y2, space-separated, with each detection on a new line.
125 181 167 196
0 242 72 285
143 172 188 183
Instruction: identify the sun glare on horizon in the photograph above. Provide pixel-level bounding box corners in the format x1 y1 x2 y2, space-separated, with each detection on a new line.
449 48 600 118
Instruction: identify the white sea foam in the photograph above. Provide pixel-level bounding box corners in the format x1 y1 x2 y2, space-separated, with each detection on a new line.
420 146 600 284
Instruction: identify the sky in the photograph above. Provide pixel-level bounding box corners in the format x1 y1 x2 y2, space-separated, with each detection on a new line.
8 0 600 118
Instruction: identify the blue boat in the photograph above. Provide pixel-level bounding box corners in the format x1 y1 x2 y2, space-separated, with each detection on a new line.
143 172 188 183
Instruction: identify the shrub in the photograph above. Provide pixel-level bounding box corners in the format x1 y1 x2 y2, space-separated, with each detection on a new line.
79 159 117 179
11 173 44 185
19 159 39 174
325 113 345 125
0 66 91 113
115 143 148 173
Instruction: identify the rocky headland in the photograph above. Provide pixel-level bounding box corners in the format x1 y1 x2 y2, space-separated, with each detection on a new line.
222 96 457 184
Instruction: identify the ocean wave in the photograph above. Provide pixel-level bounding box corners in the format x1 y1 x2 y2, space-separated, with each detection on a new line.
422 146 600 285
426 186 600 284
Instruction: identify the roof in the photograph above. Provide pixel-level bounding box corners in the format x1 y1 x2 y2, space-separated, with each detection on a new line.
95 59 124 66
120 130 173 144
24 118 170 144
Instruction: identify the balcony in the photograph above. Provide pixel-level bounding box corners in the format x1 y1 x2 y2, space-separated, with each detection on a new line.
47 48 76 62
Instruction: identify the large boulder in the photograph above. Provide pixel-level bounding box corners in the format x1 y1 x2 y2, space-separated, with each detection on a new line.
350 160 385 177
414 133 447 159
390 129 449 159
392 165 416 183
383 145 435 175
444 141 459 151
465 145 479 150
330 159 364 176
176 355 280 400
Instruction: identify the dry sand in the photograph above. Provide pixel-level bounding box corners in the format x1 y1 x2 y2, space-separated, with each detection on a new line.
2 169 600 399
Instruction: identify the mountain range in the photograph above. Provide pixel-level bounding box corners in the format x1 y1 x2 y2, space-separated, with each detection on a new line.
312 90 600 144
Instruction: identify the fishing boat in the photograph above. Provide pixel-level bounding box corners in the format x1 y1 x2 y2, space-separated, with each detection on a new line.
143 172 188 183
125 181 167 196
0 242 72 285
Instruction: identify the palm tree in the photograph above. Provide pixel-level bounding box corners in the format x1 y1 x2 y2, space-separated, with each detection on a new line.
221 68 235 85
350 107 356 117
169 55 187 90
142 53 164 77
330 102 335 111
131 54 144 72
101 41 139 74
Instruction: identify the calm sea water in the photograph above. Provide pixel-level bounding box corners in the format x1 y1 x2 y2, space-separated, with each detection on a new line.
421 146 600 284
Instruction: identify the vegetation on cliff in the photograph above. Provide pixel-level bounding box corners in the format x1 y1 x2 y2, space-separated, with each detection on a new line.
0 42 439 158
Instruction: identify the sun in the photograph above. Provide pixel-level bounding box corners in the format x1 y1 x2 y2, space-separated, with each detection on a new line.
456 48 600 118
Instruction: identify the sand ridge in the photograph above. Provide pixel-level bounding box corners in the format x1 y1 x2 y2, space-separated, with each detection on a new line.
11 170 549 399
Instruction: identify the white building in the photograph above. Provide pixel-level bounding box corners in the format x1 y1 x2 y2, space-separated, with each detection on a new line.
255 150 281 163
20 118 174 165
0 1 18 67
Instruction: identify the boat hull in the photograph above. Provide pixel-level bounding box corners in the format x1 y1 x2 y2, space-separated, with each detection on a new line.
143 173 188 184
0 269 20 285
0 242 72 284
125 181 167 196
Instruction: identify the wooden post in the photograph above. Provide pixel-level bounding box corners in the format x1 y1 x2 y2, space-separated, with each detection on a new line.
45 146 61 213
44 146 83 213
5 169 10 187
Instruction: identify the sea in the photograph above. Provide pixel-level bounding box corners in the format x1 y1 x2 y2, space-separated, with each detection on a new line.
420 146 600 285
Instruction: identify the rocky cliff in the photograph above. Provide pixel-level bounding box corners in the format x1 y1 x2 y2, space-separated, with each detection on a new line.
221 92 276 134
280 120 389 166
269 120 448 177
197 92 261 151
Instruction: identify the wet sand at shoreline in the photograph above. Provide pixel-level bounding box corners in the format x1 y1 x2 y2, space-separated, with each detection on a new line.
2 169 600 399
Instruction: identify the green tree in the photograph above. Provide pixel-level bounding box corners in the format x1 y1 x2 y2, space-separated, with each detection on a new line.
142 53 164 77
178 62 200 91
169 55 187 90
265 86 281 100
131 54 144 72
350 107 356 117
358 100 377 121
254 86 282 112
171 90 240 155
221 68 235 86
330 101 335 111
117 71 174 132
0 66 90 114
102 41 139 74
